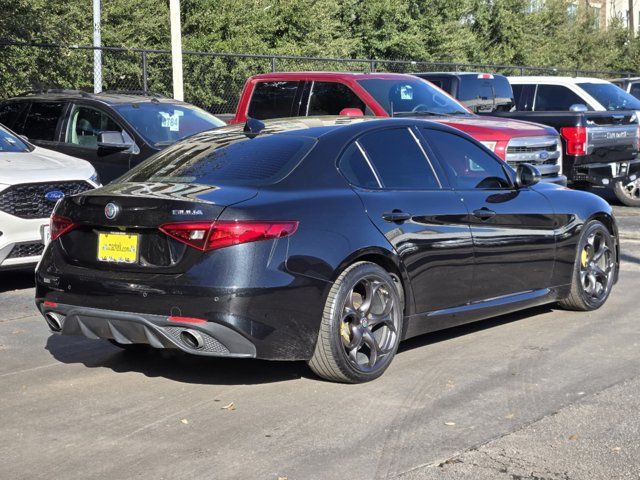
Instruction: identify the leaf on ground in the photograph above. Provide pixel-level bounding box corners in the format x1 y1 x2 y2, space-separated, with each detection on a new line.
222 402 236 411
180 419 189 424
444 421 456 426
568 434 578 441
612 447 621 453
277 477 288 480
505 413 515 419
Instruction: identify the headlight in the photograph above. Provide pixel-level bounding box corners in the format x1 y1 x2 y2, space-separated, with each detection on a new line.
89 172 101 186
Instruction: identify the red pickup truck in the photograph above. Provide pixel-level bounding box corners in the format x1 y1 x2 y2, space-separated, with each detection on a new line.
230 72 566 185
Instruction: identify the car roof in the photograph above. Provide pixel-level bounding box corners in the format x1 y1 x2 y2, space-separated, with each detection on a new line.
609 77 640 82
192 116 463 142
248 72 423 82
507 76 611 84
416 72 507 78
2 90 191 107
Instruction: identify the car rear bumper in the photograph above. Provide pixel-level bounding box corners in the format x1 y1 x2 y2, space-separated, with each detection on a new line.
570 158 640 186
36 301 257 358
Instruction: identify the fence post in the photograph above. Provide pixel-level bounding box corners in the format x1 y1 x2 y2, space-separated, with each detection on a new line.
520 66 525 76
142 51 148 93
271 56 277 72
370 60 376 73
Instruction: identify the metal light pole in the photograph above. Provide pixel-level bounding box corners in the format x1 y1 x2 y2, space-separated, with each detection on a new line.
629 0 635 37
169 0 184 101
93 0 102 93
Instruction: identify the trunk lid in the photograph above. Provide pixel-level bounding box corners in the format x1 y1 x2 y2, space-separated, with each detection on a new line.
55 182 257 272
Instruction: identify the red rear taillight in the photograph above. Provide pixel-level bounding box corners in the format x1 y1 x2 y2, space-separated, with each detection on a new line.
560 126 587 156
50 215 77 241
160 220 299 252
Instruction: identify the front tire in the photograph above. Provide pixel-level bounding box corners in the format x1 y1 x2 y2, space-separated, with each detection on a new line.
308 262 403 383
613 178 640 207
558 220 616 311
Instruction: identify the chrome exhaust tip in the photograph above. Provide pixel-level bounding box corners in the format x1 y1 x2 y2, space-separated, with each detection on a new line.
179 329 204 350
44 312 63 332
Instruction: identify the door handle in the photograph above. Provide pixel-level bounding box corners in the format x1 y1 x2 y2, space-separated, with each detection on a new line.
382 211 412 223
472 207 496 220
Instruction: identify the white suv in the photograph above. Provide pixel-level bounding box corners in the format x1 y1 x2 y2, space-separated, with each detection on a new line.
0 125 99 270
507 76 640 112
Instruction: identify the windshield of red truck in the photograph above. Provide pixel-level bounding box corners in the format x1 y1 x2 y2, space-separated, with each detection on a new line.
357 78 469 116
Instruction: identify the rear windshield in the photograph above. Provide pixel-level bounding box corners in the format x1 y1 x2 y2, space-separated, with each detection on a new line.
0 125 30 153
113 103 225 146
457 76 514 111
122 132 316 187
577 82 640 111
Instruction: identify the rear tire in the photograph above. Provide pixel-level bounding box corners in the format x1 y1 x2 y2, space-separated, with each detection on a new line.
558 220 616 311
308 262 403 383
613 178 640 207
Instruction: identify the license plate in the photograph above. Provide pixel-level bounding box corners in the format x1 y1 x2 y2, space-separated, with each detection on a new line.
42 225 51 246
97 232 139 264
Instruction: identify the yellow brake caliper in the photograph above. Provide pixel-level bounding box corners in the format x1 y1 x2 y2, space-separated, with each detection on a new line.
581 248 589 268
340 321 351 343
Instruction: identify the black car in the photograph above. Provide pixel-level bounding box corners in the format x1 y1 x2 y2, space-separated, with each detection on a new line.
35 117 619 383
415 72 515 113
0 90 225 184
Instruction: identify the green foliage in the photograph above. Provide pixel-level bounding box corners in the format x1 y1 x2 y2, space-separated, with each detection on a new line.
1 0 638 109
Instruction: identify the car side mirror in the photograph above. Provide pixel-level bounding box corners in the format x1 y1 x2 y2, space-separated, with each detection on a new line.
97 131 132 151
339 108 364 117
515 163 541 188
569 103 589 112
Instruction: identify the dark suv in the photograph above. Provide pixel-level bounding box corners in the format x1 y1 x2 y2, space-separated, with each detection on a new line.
0 90 225 183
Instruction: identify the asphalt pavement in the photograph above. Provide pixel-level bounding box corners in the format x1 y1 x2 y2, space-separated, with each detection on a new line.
1 204 639 480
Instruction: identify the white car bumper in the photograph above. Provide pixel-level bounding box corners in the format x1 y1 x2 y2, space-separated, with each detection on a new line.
0 211 49 269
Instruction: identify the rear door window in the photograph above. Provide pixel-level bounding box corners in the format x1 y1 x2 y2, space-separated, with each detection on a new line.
247 81 301 120
511 84 533 111
22 102 65 141
306 82 367 115
0 102 27 130
534 85 586 111
339 128 441 190
124 132 316 187
630 82 640 100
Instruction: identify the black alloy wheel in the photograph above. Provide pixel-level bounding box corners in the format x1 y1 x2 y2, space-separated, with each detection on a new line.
559 220 616 311
308 262 403 383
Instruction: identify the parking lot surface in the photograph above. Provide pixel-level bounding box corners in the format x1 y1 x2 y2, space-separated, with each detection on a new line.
1 205 639 480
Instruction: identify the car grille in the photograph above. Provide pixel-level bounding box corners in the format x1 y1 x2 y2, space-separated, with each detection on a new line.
0 181 92 219
7 242 45 259
506 144 557 154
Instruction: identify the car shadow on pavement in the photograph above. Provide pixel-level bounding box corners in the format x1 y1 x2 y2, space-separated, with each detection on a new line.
44 304 555 386
44 334 309 385
0 269 35 293
397 304 554 355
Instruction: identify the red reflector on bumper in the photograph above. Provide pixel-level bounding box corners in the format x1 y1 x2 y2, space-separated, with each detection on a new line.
168 316 207 325
43 301 58 308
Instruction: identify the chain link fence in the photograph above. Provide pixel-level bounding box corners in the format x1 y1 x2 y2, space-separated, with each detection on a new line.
1 40 636 116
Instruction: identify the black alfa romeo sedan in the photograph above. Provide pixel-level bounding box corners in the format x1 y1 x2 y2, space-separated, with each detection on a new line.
35 117 619 383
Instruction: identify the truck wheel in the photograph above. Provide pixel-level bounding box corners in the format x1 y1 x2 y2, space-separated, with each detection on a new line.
308 262 403 383
558 220 616 311
613 178 640 207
